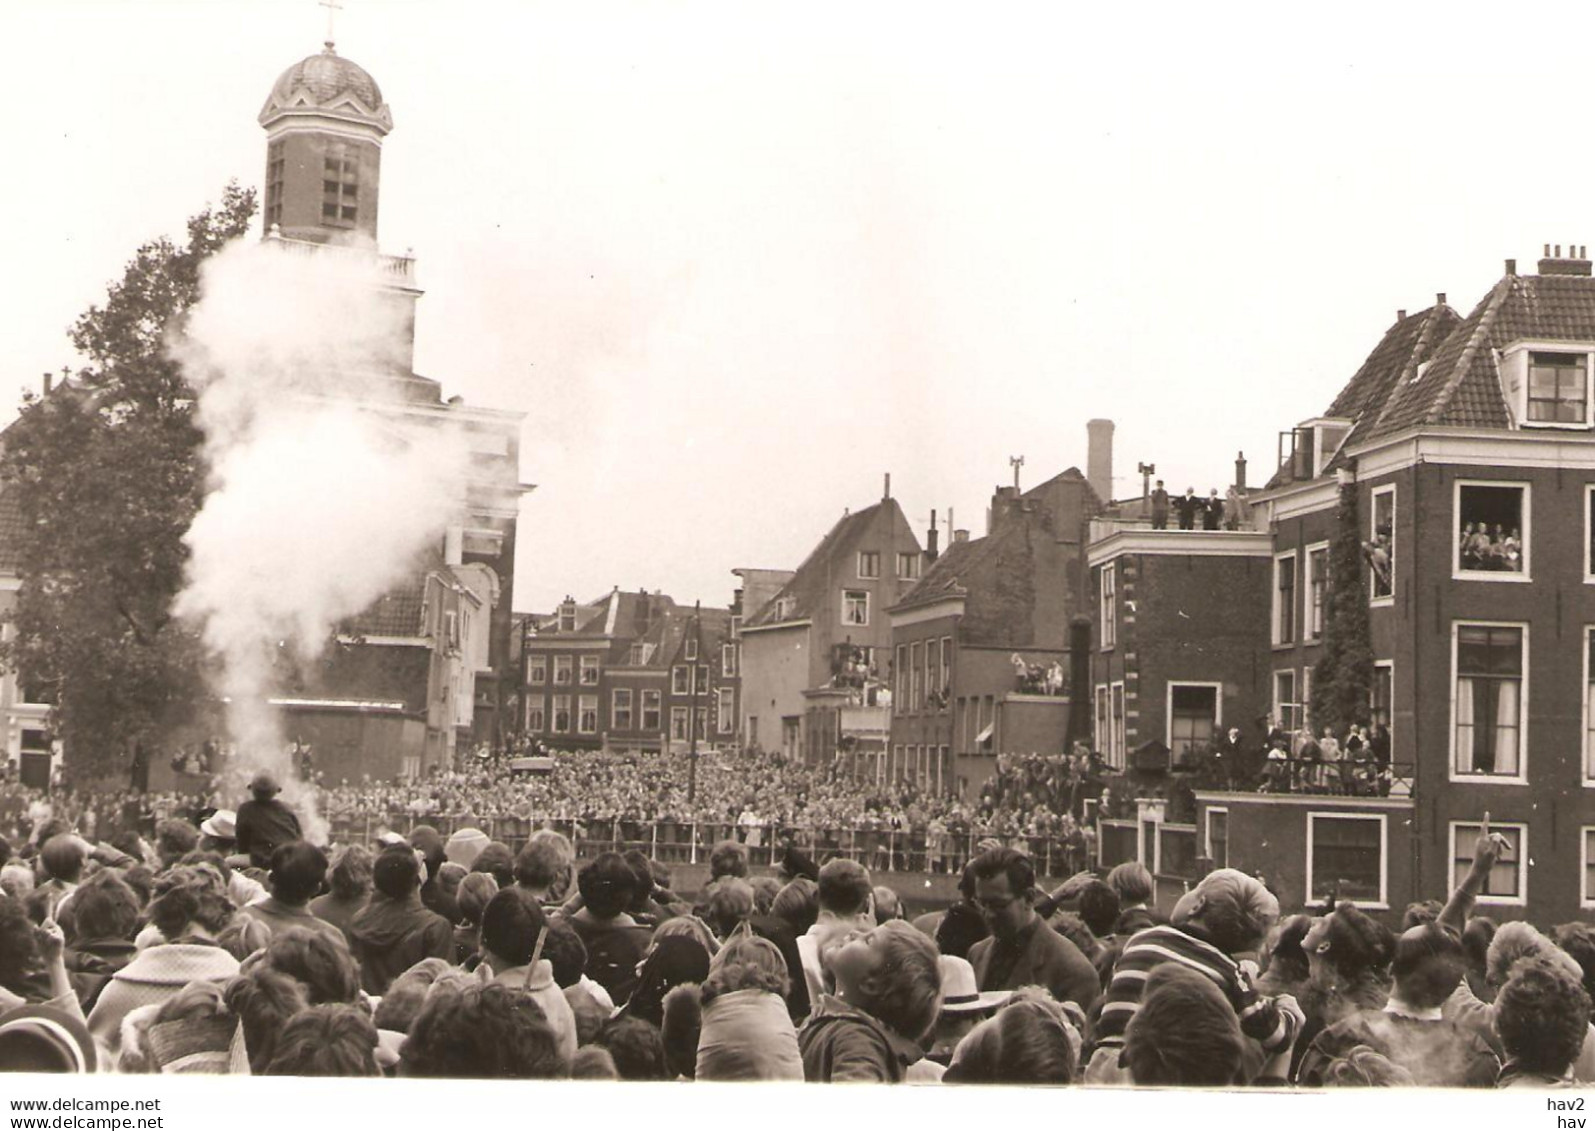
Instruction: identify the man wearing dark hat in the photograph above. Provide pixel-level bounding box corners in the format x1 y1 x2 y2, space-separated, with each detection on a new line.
235 771 302 870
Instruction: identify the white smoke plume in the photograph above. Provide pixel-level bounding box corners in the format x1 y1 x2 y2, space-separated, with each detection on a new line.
172 238 466 843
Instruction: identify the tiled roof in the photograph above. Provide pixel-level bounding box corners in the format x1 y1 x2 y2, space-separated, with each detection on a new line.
893 536 988 609
342 573 428 637
745 501 890 628
1269 304 1460 486
1353 271 1595 446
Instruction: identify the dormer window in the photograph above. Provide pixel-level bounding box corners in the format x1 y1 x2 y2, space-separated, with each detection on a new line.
1528 352 1588 424
684 637 698 661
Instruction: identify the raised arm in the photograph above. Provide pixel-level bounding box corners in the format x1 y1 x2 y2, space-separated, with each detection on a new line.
1439 812 1507 936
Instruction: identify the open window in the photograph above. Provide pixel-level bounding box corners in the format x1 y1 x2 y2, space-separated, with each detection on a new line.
1454 481 1528 578
1369 486 1394 601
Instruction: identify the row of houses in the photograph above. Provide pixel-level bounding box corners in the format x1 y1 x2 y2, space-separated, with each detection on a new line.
519 435 1112 799
522 245 1595 924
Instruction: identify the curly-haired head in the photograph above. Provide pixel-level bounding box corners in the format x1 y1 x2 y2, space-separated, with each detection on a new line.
264 1004 380 1076
327 844 373 902
400 981 563 1079
1077 880 1121 938
1495 957 1592 1077
155 819 200 864
701 934 789 1005
1552 921 1595 1002
596 1014 668 1080
750 876 781 917
67 870 139 944
224 966 310 1073
708 840 749 882
260 926 361 1005
147 865 235 940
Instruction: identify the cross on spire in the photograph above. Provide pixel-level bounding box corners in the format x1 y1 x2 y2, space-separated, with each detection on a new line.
319 0 343 50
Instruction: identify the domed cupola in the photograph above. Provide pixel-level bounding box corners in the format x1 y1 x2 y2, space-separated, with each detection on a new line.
259 42 393 136
257 42 393 245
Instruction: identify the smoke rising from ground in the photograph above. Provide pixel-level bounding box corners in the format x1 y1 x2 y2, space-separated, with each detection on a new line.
173 238 464 841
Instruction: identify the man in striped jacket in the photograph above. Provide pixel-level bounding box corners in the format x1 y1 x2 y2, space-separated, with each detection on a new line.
1086 868 1303 1083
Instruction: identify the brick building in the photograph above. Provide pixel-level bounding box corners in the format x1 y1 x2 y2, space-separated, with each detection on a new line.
888 460 1103 798
521 590 739 754
1097 247 1595 923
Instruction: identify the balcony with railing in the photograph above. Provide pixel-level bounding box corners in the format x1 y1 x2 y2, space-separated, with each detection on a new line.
262 227 418 289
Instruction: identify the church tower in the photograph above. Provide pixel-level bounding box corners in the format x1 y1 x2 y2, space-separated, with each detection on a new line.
257 40 393 246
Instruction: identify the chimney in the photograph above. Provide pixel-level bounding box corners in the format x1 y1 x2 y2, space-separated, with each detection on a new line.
1396 309 1406 321
1234 451 1247 492
1505 259 1516 276
1087 419 1114 505
1436 292 1446 307
883 472 891 500
926 509 940 562
1538 242 1593 277
953 529 970 544
443 525 463 565
41 372 52 396
990 485 1020 536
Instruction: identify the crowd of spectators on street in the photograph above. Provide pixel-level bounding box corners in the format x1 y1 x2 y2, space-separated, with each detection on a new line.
0 771 1582 1088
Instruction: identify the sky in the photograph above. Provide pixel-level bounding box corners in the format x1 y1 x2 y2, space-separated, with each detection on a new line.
5 0 1595 615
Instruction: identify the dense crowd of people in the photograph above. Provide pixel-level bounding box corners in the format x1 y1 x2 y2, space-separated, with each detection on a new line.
0 768 1587 1088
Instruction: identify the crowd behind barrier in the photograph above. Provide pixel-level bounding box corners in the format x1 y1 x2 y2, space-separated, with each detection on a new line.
0 738 1580 1090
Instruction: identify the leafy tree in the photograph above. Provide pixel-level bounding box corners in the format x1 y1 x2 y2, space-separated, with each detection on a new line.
1309 478 1375 738
0 184 256 780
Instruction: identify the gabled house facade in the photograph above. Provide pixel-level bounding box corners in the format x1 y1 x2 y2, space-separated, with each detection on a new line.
739 487 921 765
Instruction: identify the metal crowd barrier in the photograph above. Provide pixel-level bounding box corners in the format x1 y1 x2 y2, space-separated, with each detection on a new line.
325 813 1093 878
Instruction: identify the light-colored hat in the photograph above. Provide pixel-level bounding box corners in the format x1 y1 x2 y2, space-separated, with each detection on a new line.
445 827 490 868
937 955 1011 1015
199 810 236 840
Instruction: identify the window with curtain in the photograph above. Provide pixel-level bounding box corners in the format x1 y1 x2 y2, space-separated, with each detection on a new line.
1454 625 1523 776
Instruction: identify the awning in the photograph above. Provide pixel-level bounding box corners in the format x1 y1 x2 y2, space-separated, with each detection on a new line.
976 723 994 745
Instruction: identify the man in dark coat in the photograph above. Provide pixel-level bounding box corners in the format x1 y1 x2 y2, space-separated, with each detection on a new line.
1176 488 1200 530
348 846 453 996
965 847 1099 1011
1150 480 1170 530
234 771 301 870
